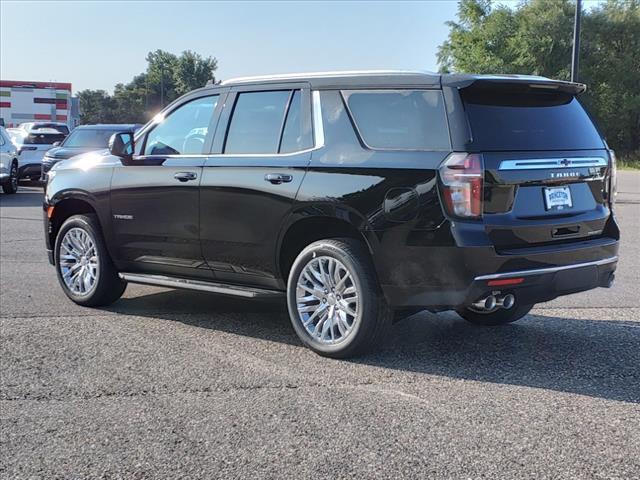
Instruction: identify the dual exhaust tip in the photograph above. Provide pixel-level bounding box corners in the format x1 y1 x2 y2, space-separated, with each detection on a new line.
472 293 515 311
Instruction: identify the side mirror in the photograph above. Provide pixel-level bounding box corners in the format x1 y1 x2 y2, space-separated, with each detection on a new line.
109 132 134 162
52 141 61 147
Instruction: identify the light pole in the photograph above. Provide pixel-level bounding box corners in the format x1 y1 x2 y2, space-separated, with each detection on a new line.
571 0 582 82
160 66 165 108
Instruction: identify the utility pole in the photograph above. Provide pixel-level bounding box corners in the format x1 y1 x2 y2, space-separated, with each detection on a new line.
571 0 582 82
160 66 165 108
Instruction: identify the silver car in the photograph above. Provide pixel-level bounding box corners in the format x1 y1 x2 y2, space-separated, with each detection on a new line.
0 126 19 194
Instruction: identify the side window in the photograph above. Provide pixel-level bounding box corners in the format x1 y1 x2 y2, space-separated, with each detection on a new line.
0 132 5 146
224 90 290 154
144 95 218 156
343 90 450 150
279 90 313 153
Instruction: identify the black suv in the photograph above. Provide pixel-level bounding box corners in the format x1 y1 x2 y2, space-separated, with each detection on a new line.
43 71 619 358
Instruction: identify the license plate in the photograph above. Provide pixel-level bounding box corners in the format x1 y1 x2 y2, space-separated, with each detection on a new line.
544 186 573 211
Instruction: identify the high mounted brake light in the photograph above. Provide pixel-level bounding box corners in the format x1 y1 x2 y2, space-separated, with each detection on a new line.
439 153 484 219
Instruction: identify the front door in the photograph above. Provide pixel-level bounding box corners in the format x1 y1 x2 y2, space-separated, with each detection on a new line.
110 93 222 279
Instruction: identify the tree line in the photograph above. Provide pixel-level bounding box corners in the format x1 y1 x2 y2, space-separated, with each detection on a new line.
438 0 639 164
77 50 218 125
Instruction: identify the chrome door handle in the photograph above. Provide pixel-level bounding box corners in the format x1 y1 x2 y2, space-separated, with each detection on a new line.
265 173 293 185
174 172 198 182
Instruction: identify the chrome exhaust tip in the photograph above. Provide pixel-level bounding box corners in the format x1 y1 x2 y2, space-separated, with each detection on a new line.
473 295 497 311
502 294 515 309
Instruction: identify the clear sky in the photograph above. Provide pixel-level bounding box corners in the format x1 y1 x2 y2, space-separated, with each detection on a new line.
0 0 604 94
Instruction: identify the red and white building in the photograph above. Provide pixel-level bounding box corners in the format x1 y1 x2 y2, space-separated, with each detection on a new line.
0 80 79 128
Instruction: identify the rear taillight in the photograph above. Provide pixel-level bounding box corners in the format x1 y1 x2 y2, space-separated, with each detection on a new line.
608 150 617 206
439 153 484 219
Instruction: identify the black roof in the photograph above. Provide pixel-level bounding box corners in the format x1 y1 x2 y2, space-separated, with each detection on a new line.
214 70 585 93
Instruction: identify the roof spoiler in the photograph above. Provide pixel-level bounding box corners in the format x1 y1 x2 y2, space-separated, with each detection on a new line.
444 75 587 95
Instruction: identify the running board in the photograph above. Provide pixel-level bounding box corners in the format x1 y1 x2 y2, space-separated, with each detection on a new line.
119 273 283 299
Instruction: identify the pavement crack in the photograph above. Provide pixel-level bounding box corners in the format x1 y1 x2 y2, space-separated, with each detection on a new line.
0 380 401 402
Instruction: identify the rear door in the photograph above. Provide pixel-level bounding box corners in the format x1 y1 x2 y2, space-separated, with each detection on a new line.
110 93 223 279
459 83 613 250
200 84 313 289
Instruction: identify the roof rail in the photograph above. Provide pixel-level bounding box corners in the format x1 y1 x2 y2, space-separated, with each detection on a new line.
220 70 436 86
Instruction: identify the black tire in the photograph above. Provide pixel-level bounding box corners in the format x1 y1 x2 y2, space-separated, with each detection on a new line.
456 303 534 326
1 161 18 194
54 214 126 307
286 238 391 358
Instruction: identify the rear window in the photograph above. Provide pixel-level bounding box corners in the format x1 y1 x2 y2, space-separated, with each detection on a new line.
22 128 67 145
343 90 450 150
461 86 604 151
31 123 69 135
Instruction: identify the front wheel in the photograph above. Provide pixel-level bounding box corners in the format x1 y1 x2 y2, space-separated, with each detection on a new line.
286 238 391 358
55 214 126 307
456 303 534 326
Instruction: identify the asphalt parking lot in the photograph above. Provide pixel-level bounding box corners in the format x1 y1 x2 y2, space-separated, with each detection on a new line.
1 173 639 479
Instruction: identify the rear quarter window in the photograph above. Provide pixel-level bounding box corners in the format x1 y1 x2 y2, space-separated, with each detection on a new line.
343 89 450 151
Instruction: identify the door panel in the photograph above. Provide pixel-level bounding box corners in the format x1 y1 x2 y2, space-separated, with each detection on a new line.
110 158 213 279
199 155 308 288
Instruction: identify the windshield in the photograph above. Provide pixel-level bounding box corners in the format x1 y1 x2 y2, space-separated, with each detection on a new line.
62 128 121 148
461 86 604 151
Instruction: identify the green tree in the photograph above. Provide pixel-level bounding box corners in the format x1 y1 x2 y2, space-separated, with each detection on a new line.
77 89 116 124
438 0 640 161
77 49 218 125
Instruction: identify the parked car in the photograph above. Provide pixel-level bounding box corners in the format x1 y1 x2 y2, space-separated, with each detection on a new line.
40 124 141 182
0 126 19 194
43 71 619 358
11 122 69 181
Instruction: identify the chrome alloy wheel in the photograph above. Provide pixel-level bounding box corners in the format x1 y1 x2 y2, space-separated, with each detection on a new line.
296 256 360 344
58 227 100 296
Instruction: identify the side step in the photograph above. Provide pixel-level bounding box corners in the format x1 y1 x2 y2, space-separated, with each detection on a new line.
119 273 284 299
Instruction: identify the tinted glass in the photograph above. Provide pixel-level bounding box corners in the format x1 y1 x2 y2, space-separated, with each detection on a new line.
21 130 67 145
462 88 604 151
30 123 69 135
225 90 290 154
344 90 450 150
144 95 218 155
63 128 122 148
280 90 312 153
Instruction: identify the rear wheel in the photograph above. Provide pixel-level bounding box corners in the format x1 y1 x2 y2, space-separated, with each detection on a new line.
456 303 534 326
286 238 391 358
55 214 126 307
1 161 18 194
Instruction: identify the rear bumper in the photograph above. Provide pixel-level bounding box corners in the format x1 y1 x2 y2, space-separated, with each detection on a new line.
379 236 619 309
463 256 617 307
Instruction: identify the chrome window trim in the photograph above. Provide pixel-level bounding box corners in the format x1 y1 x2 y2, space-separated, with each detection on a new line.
498 157 607 170
312 90 325 149
474 256 617 281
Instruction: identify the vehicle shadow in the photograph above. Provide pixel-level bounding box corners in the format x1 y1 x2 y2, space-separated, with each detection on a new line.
0 187 44 208
107 288 640 404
